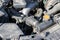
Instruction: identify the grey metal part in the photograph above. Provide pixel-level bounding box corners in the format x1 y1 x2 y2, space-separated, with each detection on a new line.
39 24 60 37
45 0 60 10
14 2 38 23
25 16 38 27
0 23 23 40
0 0 3 8
13 0 26 8
0 9 8 17
20 34 42 40
36 20 53 31
35 8 43 17
0 10 5 17
47 3 60 15
0 9 8 23
53 13 60 24
21 2 38 15
12 15 24 23
25 16 53 32
0 0 10 8
45 26 60 40
1 0 10 2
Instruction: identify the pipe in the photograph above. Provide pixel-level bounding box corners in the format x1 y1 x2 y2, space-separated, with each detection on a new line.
36 20 53 31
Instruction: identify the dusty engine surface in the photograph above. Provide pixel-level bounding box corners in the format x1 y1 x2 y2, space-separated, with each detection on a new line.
0 0 60 40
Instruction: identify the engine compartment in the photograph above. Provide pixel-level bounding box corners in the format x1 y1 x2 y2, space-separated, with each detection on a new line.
0 0 60 40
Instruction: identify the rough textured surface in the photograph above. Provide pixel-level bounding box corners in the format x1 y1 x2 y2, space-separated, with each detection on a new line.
0 23 23 39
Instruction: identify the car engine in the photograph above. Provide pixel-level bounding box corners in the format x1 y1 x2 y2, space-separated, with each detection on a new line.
0 0 60 40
